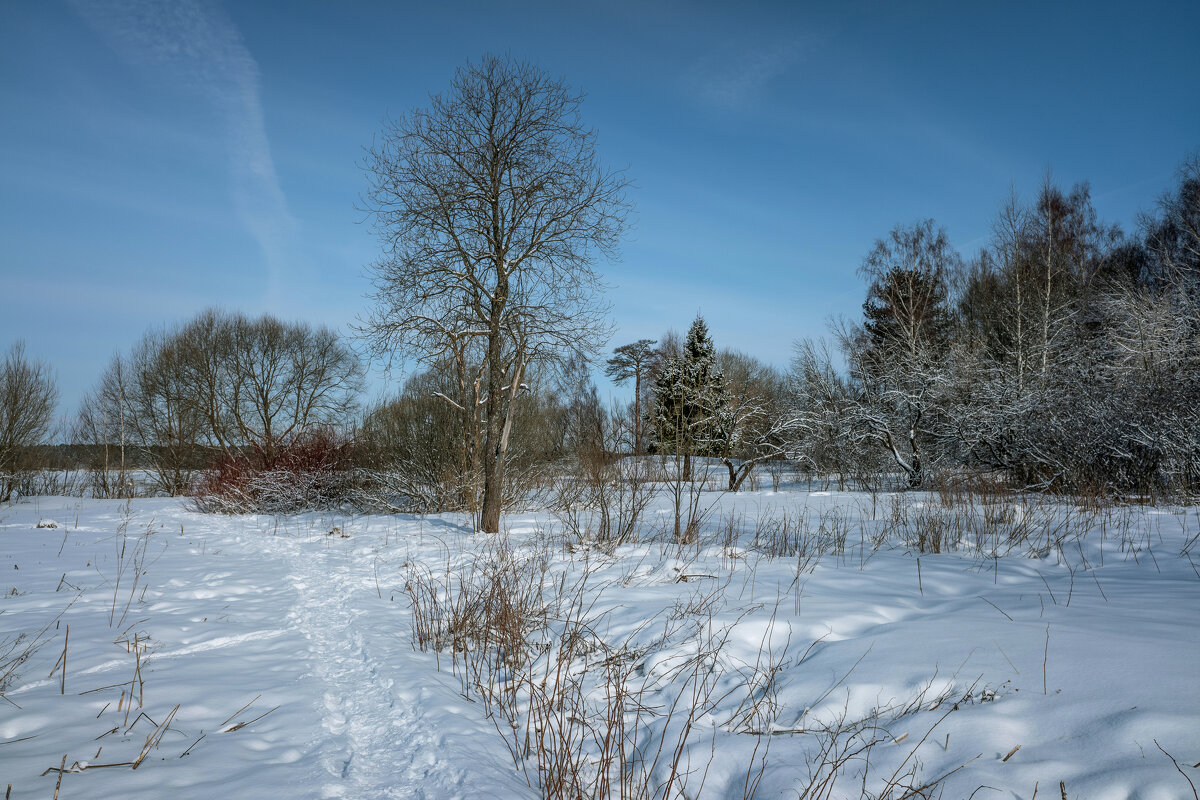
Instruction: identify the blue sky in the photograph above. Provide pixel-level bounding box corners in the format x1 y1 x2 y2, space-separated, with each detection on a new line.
2 0 1198 419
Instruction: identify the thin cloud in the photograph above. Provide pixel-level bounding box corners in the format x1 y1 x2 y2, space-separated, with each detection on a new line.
70 0 296 300
689 41 803 108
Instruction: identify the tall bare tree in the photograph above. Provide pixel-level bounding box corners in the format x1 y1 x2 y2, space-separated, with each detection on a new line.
218 313 363 462
844 221 960 487
1141 152 1200 288
360 54 630 532
76 330 206 497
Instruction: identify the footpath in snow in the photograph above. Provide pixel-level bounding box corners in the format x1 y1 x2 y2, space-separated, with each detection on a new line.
0 498 526 800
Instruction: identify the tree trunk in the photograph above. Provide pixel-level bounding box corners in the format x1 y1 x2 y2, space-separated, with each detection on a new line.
725 459 756 492
480 370 505 534
479 279 508 532
907 419 923 489
1042 209 1054 378
633 373 642 455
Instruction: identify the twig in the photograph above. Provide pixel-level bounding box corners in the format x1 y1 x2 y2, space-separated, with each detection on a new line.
905 752 982 797
1002 743 1022 762
967 787 1003 799
0 736 37 746
978 596 1013 621
79 682 131 695
1155 739 1199 800
180 733 206 758
1038 573 1057 604
42 759 134 775
48 625 70 690
222 705 280 733
132 704 180 769
125 711 158 734
1043 625 1050 695
995 642 1020 674
220 694 262 727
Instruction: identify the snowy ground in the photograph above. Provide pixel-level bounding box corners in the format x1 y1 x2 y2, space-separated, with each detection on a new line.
2 482 1199 799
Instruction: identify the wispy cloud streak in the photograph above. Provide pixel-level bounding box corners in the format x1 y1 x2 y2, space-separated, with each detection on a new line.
689 41 803 108
71 0 295 298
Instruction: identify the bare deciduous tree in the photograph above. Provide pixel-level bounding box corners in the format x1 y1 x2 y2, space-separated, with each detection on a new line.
0 342 58 502
360 361 485 512
713 349 792 491
360 54 630 532
76 331 205 497
218 313 363 461
1141 152 1200 288
76 310 362 497
841 222 961 488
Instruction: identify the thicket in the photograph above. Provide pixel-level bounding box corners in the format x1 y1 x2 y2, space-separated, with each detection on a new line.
358 359 578 515
790 157 1200 499
73 308 364 503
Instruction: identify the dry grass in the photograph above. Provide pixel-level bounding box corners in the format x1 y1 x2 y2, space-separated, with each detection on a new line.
401 524 968 799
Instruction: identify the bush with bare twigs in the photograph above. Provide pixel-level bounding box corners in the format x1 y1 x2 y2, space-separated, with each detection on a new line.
191 430 363 513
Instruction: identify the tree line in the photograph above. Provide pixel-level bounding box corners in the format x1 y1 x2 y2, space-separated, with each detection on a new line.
1 54 1196 519
789 161 1200 498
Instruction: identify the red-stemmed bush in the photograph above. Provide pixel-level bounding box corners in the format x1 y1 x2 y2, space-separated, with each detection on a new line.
192 429 364 513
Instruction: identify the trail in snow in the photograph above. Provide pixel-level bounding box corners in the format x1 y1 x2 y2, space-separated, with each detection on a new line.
274 529 529 800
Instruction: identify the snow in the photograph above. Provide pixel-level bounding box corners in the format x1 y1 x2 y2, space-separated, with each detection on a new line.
2 486 1199 798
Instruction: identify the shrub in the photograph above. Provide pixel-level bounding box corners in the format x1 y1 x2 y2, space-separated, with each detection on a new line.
192 429 363 513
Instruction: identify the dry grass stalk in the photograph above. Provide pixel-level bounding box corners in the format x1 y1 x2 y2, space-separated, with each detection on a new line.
52 754 66 800
131 703 180 769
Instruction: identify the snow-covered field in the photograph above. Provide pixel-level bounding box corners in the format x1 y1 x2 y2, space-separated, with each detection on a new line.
2 483 1199 799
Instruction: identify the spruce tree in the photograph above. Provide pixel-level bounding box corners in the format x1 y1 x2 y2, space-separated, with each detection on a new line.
650 315 727 479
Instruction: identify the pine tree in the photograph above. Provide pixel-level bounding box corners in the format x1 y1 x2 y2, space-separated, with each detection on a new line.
650 315 727 479
604 338 656 454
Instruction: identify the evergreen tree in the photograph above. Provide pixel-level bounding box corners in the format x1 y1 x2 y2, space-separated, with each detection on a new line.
604 338 656 454
858 220 957 376
650 315 728 479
